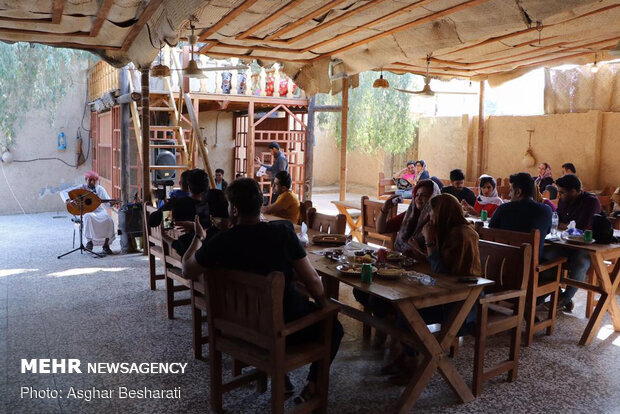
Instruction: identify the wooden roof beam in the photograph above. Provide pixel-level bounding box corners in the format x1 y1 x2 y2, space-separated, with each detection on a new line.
200 40 305 54
198 0 260 41
236 0 305 40
202 50 310 64
439 3 620 57
265 0 349 41
90 0 115 37
301 0 437 53
52 0 67 24
121 0 165 52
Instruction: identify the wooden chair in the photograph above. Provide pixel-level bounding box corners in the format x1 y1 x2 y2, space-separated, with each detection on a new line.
190 278 209 359
598 195 612 215
473 240 532 396
476 225 566 346
306 208 346 234
162 242 191 319
143 204 165 290
377 172 396 199
204 268 339 414
361 196 396 249
497 185 511 199
298 199 313 225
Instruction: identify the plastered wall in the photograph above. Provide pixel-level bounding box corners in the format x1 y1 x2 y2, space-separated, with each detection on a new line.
197 111 235 183
0 63 90 215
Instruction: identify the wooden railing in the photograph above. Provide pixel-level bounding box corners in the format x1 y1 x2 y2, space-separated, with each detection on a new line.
88 46 305 101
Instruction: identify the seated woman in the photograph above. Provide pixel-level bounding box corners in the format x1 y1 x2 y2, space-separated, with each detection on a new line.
386 193 481 384
535 162 554 194
462 175 503 218
353 179 440 347
535 187 557 212
413 160 430 184
612 187 620 217
392 160 416 199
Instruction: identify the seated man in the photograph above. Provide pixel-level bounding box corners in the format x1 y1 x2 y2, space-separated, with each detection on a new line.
261 171 300 223
214 168 228 191
182 178 343 402
441 168 476 206
561 162 577 175
149 169 210 256
61 170 116 254
543 174 601 311
489 172 552 258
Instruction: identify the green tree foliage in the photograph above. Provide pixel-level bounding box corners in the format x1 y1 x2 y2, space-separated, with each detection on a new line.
316 71 420 154
0 42 94 149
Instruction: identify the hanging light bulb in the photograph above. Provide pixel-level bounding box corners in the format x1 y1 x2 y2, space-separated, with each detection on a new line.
373 69 389 88
183 22 205 78
591 53 599 73
151 45 170 78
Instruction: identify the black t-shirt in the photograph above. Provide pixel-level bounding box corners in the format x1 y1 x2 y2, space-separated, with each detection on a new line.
195 220 306 285
489 199 552 259
442 186 476 207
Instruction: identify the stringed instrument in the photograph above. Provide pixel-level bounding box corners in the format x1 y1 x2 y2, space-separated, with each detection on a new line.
65 188 119 215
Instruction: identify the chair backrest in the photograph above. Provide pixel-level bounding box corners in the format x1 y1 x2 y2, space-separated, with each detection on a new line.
298 199 313 225
479 240 531 294
497 185 511 199
143 204 164 248
361 196 396 247
203 268 285 348
378 172 395 197
598 195 612 215
307 208 346 234
476 225 541 268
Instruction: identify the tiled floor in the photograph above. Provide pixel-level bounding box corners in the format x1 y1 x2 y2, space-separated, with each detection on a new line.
1 212 619 413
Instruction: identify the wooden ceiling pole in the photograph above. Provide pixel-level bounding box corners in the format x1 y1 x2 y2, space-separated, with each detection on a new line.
121 0 165 52
301 0 437 52
237 0 305 40
198 0 260 41
201 41 304 54
339 77 349 202
265 0 348 41
316 0 494 58
201 50 310 63
90 0 115 37
52 0 67 24
284 0 391 45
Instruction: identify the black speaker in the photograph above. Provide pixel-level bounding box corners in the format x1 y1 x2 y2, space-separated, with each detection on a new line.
152 139 177 181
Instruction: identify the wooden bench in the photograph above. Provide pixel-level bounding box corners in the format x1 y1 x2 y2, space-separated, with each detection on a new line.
377 172 396 198
143 205 166 290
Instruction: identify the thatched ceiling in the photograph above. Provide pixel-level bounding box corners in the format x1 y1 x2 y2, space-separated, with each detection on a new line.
1 0 619 94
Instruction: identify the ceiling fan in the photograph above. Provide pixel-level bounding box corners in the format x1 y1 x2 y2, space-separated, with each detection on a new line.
393 55 477 96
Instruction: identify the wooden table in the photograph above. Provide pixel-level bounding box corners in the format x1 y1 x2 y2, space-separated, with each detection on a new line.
547 233 620 345
332 199 409 243
304 239 493 413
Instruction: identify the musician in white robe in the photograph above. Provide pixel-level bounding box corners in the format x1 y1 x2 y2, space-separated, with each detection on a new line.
61 170 116 254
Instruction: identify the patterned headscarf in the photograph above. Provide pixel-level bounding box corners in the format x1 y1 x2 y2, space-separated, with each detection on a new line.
394 179 441 252
538 163 552 180
477 175 503 206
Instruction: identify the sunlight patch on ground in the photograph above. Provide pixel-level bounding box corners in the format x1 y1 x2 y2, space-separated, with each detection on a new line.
48 267 129 277
0 268 39 277
596 324 620 346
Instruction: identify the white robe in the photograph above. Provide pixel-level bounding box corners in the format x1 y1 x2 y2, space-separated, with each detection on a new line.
61 184 115 246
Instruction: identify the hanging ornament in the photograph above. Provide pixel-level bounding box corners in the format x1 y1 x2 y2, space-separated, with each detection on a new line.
522 129 536 167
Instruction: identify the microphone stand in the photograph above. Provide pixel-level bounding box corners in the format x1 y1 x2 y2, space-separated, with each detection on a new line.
57 191 104 259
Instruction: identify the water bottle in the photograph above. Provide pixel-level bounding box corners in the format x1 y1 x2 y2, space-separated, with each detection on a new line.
551 212 559 236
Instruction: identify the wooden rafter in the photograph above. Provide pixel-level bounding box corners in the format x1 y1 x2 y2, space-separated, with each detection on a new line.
312 0 494 58
38 40 122 50
201 40 305 54
281 0 391 45
198 0 260 41
121 0 165 52
482 50 605 77
300 0 436 52
265 0 348 41
52 0 66 24
90 0 115 37
237 0 305 40
201 50 311 64
439 3 620 57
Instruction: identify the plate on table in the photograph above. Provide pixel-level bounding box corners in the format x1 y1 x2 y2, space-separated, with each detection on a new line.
376 267 404 280
562 235 595 245
353 253 377 264
371 250 404 262
336 264 377 276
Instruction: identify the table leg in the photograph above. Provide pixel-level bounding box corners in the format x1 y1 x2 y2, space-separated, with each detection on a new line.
322 277 340 301
395 290 479 412
335 205 363 242
579 253 620 345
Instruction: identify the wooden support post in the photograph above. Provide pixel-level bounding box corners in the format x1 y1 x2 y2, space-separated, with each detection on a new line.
247 101 255 176
305 96 316 202
477 80 485 177
339 77 349 202
119 67 131 204
183 93 216 188
141 67 151 203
